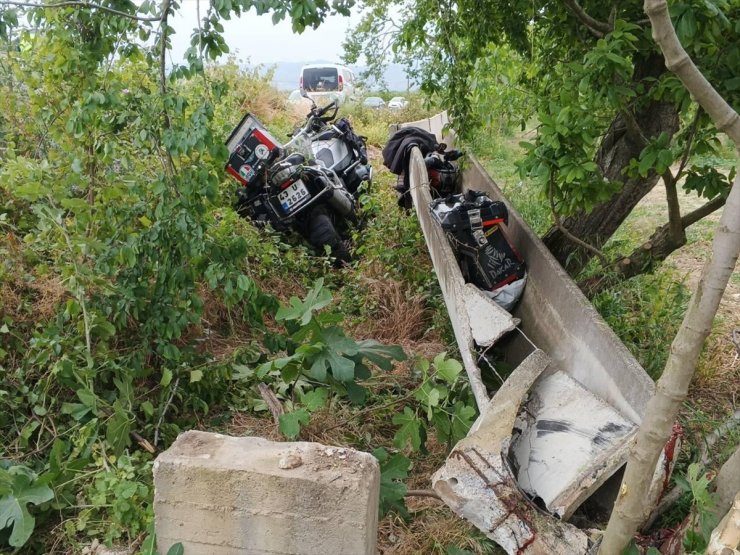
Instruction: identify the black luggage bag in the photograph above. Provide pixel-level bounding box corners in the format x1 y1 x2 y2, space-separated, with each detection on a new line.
430 190 525 291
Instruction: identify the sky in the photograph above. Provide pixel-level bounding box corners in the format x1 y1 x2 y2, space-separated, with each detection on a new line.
169 0 361 65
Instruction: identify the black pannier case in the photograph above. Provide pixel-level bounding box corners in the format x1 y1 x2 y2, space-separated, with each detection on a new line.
430 190 525 291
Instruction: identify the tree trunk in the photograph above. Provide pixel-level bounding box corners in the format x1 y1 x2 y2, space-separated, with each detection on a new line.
543 54 680 275
599 171 740 554
599 0 740 547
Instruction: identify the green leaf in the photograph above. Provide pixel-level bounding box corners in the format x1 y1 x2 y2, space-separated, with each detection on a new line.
160 368 173 387
237 274 252 292
372 448 410 518
326 350 355 382
166 544 185 555
301 388 328 411
140 401 154 417
278 409 310 439
433 352 462 383
393 407 425 451
354 340 406 371
451 402 476 443
638 150 657 176
190 369 203 383
345 381 368 404
275 278 332 325
76 388 96 409
60 402 91 421
0 465 53 547
320 326 360 356
308 357 328 381
431 409 452 443
621 540 640 555
106 402 132 456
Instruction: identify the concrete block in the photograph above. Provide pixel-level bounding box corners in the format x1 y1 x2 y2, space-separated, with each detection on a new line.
153 431 380 555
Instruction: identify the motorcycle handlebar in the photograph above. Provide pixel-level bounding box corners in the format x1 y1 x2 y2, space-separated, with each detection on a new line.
314 99 339 119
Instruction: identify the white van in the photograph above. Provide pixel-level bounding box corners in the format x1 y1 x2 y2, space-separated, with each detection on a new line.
299 64 358 106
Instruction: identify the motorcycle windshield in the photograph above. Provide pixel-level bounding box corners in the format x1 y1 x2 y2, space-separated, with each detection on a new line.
284 132 313 160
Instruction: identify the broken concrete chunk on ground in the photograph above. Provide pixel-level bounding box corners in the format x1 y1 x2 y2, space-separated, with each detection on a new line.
153 431 379 555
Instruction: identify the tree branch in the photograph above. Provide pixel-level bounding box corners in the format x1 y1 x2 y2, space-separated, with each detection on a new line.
663 169 685 245
563 0 613 37
675 108 702 180
681 195 726 227
2 0 163 21
620 108 649 148
644 0 740 144
582 195 725 296
548 176 609 267
157 0 176 176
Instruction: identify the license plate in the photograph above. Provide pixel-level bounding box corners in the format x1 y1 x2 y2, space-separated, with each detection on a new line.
278 180 310 213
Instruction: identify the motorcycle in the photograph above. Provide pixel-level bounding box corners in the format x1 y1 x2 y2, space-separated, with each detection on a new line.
224 98 370 265
288 91 372 196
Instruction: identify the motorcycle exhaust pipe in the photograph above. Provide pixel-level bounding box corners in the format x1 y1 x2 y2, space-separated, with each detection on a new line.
326 174 355 216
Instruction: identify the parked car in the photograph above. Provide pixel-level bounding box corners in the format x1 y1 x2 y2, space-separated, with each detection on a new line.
363 96 386 109
299 64 358 106
388 96 408 109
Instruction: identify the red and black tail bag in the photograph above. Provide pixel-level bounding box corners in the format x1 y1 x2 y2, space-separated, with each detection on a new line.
430 190 525 291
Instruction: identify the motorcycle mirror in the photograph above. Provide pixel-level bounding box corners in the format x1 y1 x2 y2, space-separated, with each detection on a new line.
300 88 317 107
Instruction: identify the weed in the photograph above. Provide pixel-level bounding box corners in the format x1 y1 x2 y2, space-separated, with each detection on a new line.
593 271 690 379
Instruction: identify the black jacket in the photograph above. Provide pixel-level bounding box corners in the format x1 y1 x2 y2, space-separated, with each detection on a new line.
382 127 439 176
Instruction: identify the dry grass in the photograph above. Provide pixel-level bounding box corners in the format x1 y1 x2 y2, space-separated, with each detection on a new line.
353 275 429 344
227 411 283 441
378 506 499 555
253 273 308 305
349 263 448 382
0 263 67 324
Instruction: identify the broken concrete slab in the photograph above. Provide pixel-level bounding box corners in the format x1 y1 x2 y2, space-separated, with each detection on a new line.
707 492 740 554
462 283 521 347
153 431 380 555
509 371 637 519
406 148 516 408
433 349 591 554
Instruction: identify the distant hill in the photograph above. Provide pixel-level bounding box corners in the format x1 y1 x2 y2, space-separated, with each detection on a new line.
253 60 413 92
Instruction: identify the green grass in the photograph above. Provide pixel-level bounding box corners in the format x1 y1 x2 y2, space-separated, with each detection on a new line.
470 128 552 235
592 271 691 379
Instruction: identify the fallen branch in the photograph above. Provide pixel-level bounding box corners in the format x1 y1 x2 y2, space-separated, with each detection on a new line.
131 431 156 454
